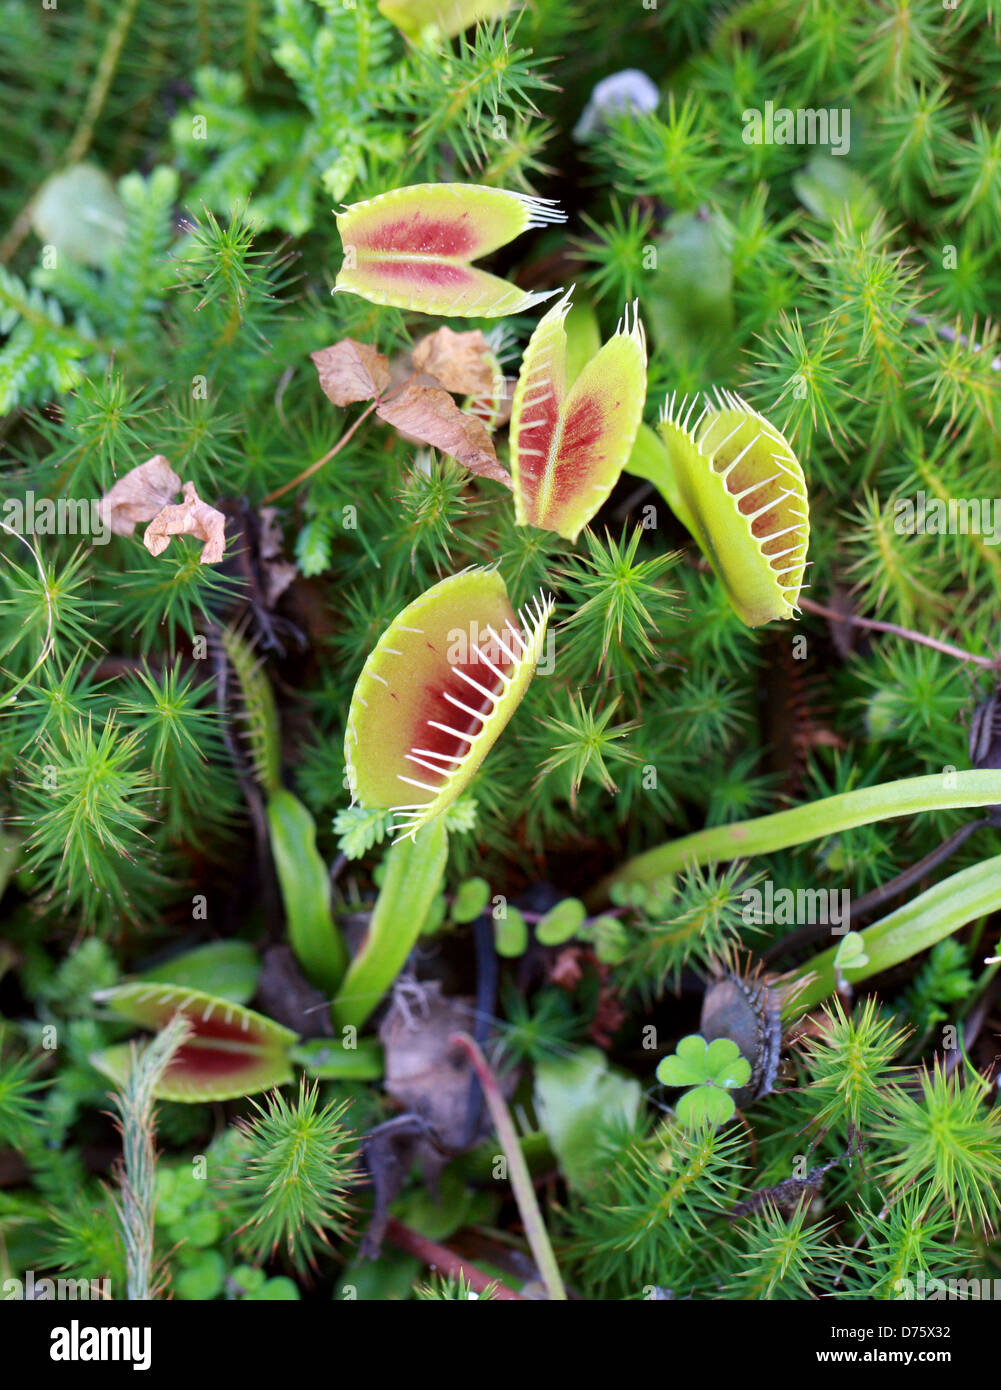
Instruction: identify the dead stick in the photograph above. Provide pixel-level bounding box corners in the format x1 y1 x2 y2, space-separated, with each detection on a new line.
383 1219 524 1300
800 596 998 669
451 1032 567 1301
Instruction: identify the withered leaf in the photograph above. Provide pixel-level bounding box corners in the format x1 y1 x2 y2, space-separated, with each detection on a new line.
311 339 391 406
411 326 496 399
257 506 297 606
143 481 227 565
360 980 516 1258
376 382 512 489
99 455 182 536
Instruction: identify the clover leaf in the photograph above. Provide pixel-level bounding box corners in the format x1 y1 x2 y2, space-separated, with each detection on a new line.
655 1034 752 1129
833 931 870 974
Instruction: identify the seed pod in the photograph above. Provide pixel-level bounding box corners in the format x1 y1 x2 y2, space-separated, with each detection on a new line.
657 390 810 627
699 963 783 1110
345 568 553 841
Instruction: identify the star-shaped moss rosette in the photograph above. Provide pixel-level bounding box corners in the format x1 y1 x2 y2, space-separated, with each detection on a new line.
345 567 553 841
650 390 810 627
509 290 647 541
334 183 566 317
90 982 297 1102
656 1033 752 1128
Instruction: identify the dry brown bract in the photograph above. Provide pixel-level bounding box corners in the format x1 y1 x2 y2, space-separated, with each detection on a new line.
100 458 228 565
308 335 512 489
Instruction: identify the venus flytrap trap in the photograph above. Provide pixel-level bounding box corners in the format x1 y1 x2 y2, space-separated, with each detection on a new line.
652 390 810 627
509 289 648 540
90 982 298 1102
344 567 553 840
334 182 566 317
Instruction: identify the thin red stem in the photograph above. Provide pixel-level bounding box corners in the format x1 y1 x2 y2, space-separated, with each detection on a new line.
800 596 998 670
261 399 379 505
384 1219 524 1300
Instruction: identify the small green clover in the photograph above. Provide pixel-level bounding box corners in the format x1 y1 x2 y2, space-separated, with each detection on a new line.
230 1265 300 1300
655 1034 751 1128
833 931 869 974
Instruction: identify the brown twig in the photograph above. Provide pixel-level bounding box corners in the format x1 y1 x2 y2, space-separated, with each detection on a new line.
260 399 379 505
800 595 999 670
384 1219 525 1300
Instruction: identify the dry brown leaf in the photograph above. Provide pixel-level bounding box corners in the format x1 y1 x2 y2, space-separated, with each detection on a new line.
310 339 391 406
380 982 480 1157
411 326 496 399
143 482 227 565
257 506 297 605
376 382 512 489
99 455 182 536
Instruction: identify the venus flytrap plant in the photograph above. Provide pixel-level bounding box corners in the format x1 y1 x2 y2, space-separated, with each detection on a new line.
332 567 551 1028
